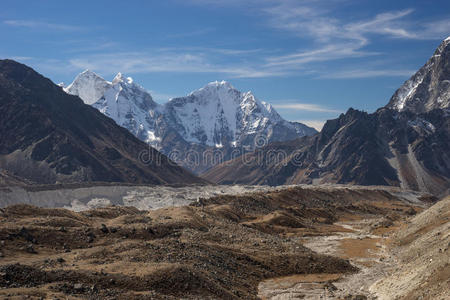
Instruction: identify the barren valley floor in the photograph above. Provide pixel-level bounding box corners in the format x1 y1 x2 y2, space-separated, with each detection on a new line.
0 185 448 299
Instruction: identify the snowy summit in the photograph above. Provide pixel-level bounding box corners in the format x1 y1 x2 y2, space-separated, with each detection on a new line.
65 73 317 150
387 37 450 113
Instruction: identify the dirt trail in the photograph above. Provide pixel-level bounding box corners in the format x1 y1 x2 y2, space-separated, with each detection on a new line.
258 218 402 299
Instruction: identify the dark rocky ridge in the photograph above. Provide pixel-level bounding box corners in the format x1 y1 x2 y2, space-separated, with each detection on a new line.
0 60 204 185
203 107 450 196
203 39 450 196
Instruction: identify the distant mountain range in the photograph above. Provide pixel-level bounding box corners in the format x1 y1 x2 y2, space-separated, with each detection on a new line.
0 59 203 185
204 37 450 196
1 37 449 194
64 73 317 173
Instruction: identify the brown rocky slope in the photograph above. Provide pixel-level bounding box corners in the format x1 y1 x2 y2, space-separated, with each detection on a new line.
0 186 434 299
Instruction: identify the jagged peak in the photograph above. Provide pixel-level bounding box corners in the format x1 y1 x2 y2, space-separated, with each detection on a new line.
80 69 93 75
242 90 255 97
190 80 235 96
76 69 105 80
112 72 134 85
207 80 232 88
65 70 112 105
67 70 110 91
435 36 450 54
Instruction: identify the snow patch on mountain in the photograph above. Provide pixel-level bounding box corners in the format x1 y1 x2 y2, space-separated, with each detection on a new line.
391 74 426 111
164 80 316 146
387 37 450 113
407 118 436 135
65 74 317 150
64 70 112 105
93 72 161 145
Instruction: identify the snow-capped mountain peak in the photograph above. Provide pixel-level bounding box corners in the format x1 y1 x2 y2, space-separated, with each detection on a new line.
64 70 111 105
196 80 232 91
112 72 134 85
90 72 160 144
189 80 238 100
164 80 315 146
387 37 450 113
63 72 317 170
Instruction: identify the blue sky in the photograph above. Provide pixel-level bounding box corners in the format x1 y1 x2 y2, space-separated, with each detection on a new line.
1 0 449 130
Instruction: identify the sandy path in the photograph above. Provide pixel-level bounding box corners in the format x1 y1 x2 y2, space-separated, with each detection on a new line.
258 218 396 299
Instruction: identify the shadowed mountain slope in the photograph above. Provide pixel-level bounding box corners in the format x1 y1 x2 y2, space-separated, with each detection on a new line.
0 60 204 185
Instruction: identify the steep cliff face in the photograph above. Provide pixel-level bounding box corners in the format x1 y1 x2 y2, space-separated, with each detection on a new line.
163 81 316 147
387 37 450 113
64 70 112 105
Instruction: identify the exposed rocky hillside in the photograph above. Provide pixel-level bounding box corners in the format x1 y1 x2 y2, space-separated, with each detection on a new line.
204 107 450 195
370 195 450 299
0 60 203 185
204 38 450 196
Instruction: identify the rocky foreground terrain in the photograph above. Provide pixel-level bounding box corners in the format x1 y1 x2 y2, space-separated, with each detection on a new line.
0 186 446 299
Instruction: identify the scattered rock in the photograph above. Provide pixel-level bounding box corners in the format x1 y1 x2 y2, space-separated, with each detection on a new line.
406 207 417 216
324 281 338 292
26 244 37 254
100 224 109 234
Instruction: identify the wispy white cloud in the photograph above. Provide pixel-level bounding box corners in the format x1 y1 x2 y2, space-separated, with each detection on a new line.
154 46 263 56
259 4 449 72
20 58 80 76
14 1 449 81
420 19 450 38
64 42 118 53
67 51 285 78
344 9 417 39
321 68 415 79
257 2 449 42
264 42 379 68
3 19 83 31
181 0 450 79
273 102 341 113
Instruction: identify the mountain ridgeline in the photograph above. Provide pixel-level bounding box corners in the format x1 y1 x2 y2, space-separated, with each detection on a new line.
204 38 450 196
0 60 203 185
65 75 317 173
1 37 449 194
